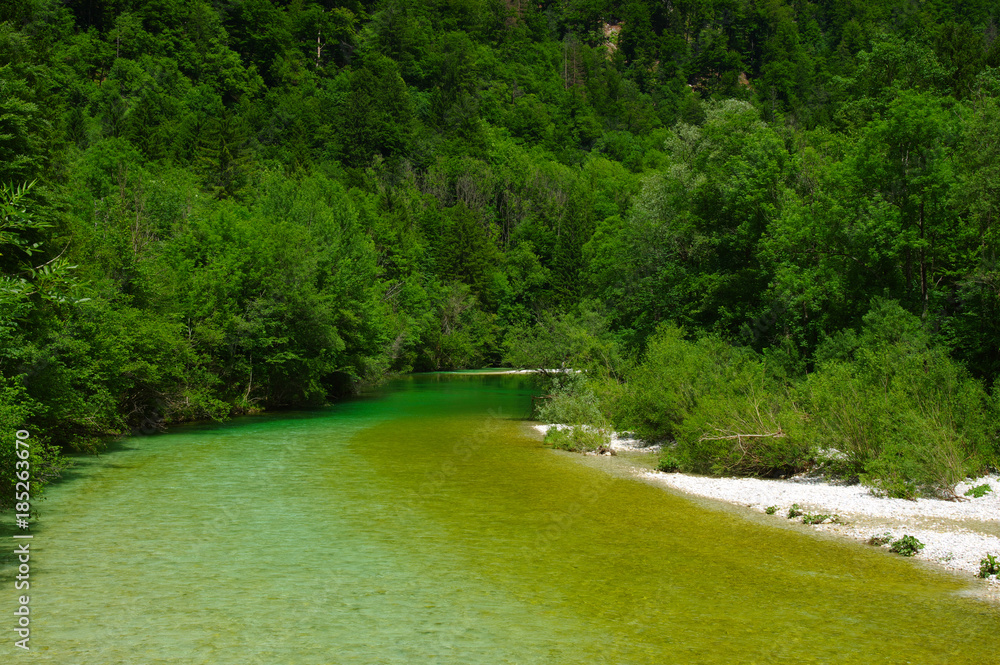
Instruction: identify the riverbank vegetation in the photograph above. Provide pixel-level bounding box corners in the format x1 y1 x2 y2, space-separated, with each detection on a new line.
3 0 1000 509
524 300 998 498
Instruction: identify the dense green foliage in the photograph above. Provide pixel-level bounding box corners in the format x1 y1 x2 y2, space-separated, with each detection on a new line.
980 553 1000 578
2 0 1000 508
889 534 926 556
533 301 997 496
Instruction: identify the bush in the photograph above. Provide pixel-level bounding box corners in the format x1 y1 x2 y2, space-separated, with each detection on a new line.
889 535 925 557
673 363 808 476
805 300 998 499
536 373 613 452
543 425 610 453
657 448 682 472
861 449 920 500
978 554 999 578
601 301 998 493
506 308 624 455
965 484 992 499
536 374 609 426
621 326 809 476
614 327 732 442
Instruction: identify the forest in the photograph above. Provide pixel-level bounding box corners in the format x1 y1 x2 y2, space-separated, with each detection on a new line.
2 0 999 509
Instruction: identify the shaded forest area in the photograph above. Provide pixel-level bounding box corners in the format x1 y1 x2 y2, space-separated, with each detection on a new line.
2 0 1000 505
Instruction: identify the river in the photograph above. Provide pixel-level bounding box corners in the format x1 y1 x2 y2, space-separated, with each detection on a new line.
3 372 998 663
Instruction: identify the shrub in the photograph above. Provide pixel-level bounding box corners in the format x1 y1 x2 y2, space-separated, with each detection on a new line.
534 371 614 453
965 484 992 499
765 505 777 515
787 503 803 519
536 374 608 427
543 425 609 453
657 448 682 472
619 327 809 476
978 554 999 578
889 535 925 557
615 327 735 442
805 300 998 499
862 450 919 500
513 318 628 454
674 361 808 477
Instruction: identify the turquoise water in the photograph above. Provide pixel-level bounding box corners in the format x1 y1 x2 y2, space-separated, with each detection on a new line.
2 373 998 663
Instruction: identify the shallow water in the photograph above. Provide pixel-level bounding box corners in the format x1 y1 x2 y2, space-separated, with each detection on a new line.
2 373 998 663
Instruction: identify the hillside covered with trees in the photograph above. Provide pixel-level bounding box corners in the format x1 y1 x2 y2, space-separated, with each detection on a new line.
2 0 999 506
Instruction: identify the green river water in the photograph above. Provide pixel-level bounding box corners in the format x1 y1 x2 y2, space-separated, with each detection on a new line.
3 372 999 663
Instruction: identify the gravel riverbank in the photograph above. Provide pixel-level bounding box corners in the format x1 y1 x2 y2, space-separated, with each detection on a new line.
532 424 1000 584
639 469 1000 583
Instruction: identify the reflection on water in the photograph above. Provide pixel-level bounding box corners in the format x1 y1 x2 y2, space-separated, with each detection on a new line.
2 374 997 663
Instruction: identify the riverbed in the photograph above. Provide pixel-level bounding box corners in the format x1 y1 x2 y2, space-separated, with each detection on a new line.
2 373 998 663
